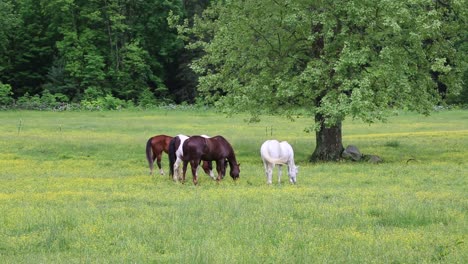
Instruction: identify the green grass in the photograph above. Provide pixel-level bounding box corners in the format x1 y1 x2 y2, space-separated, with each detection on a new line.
0 109 467 263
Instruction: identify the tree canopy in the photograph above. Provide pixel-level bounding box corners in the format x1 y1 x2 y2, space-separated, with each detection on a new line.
174 0 467 160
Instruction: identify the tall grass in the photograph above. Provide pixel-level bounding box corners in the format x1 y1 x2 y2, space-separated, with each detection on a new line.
0 109 467 263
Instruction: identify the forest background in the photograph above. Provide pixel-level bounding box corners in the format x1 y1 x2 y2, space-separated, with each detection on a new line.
0 0 467 110
0 0 211 110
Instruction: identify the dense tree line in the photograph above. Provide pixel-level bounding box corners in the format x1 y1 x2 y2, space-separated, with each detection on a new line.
0 0 466 112
0 0 209 107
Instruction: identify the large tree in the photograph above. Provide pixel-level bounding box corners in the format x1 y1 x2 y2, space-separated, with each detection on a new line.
174 0 466 161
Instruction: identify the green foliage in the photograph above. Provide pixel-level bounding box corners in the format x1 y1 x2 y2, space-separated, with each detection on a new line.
3 0 57 96
80 94 129 111
446 66 468 106
14 90 69 110
114 40 154 100
0 0 20 73
182 0 467 124
15 93 42 109
2 0 466 109
0 0 190 103
138 87 157 108
39 90 60 108
83 87 105 101
0 82 14 107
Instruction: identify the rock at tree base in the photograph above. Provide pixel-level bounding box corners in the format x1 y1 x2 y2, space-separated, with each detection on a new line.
342 145 362 161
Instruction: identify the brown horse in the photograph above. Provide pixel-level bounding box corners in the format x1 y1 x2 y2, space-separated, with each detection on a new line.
181 135 240 185
168 134 215 181
146 135 173 175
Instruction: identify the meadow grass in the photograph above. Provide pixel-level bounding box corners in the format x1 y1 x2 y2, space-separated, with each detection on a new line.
0 109 467 263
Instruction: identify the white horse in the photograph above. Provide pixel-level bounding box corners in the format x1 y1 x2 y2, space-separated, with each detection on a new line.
260 140 298 184
171 134 215 181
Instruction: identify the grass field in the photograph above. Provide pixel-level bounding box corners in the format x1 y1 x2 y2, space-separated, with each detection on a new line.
0 109 467 263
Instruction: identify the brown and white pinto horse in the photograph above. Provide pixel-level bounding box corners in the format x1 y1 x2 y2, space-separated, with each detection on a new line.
168 134 214 181
145 135 173 175
181 135 240 185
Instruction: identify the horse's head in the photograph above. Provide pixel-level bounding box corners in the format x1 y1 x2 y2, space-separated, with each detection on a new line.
230 163 240 180
288 165 298 184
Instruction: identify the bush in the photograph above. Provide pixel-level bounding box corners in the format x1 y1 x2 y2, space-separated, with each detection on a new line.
16 93 42 109
138 87 157 108
0 82 14 108
84 87 104 100
81 94 127 110
40 90 60 108
14 90 71 110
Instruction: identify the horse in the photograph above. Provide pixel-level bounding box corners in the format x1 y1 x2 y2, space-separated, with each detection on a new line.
181 135 240 185
168 134 214 181
260 140 298 184
145 134 173 175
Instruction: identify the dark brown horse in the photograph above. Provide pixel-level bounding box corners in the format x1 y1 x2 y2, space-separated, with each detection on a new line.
168 134 214 181
181 135 240 185
146 135 173 175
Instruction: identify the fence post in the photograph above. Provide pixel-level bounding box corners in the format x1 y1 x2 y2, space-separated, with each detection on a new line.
17 119 23 135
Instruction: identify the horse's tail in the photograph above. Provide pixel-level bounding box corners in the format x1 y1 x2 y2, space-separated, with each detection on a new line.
168 137 177 176
146 137 154 173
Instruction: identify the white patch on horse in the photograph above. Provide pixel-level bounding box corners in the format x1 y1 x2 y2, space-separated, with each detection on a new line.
260 140 298 184
173 134 189 181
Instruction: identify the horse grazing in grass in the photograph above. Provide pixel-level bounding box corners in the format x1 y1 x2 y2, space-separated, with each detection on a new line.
168 134 213 181
146 135 173 175
181 135 240 185
260 140 298 184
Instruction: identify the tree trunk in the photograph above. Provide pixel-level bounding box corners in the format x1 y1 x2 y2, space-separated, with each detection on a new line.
310 113 344 161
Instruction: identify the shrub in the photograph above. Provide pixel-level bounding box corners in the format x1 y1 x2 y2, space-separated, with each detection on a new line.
16 93 42 109
0 82 14 108
40 90 59 109
15 90 67 110
138 87 157 108
81 94 127 110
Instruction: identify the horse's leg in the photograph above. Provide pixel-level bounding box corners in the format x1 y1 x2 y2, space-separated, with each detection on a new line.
209 161 215 179
173 157 181 181
223 160 228 179
202 161 215 180
277 164 283 184
262 161 267 180
182 160 188 183
156 152 164 175
215 159 225 181
190 159 199 185
195 161 202 181
263 160 273 185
